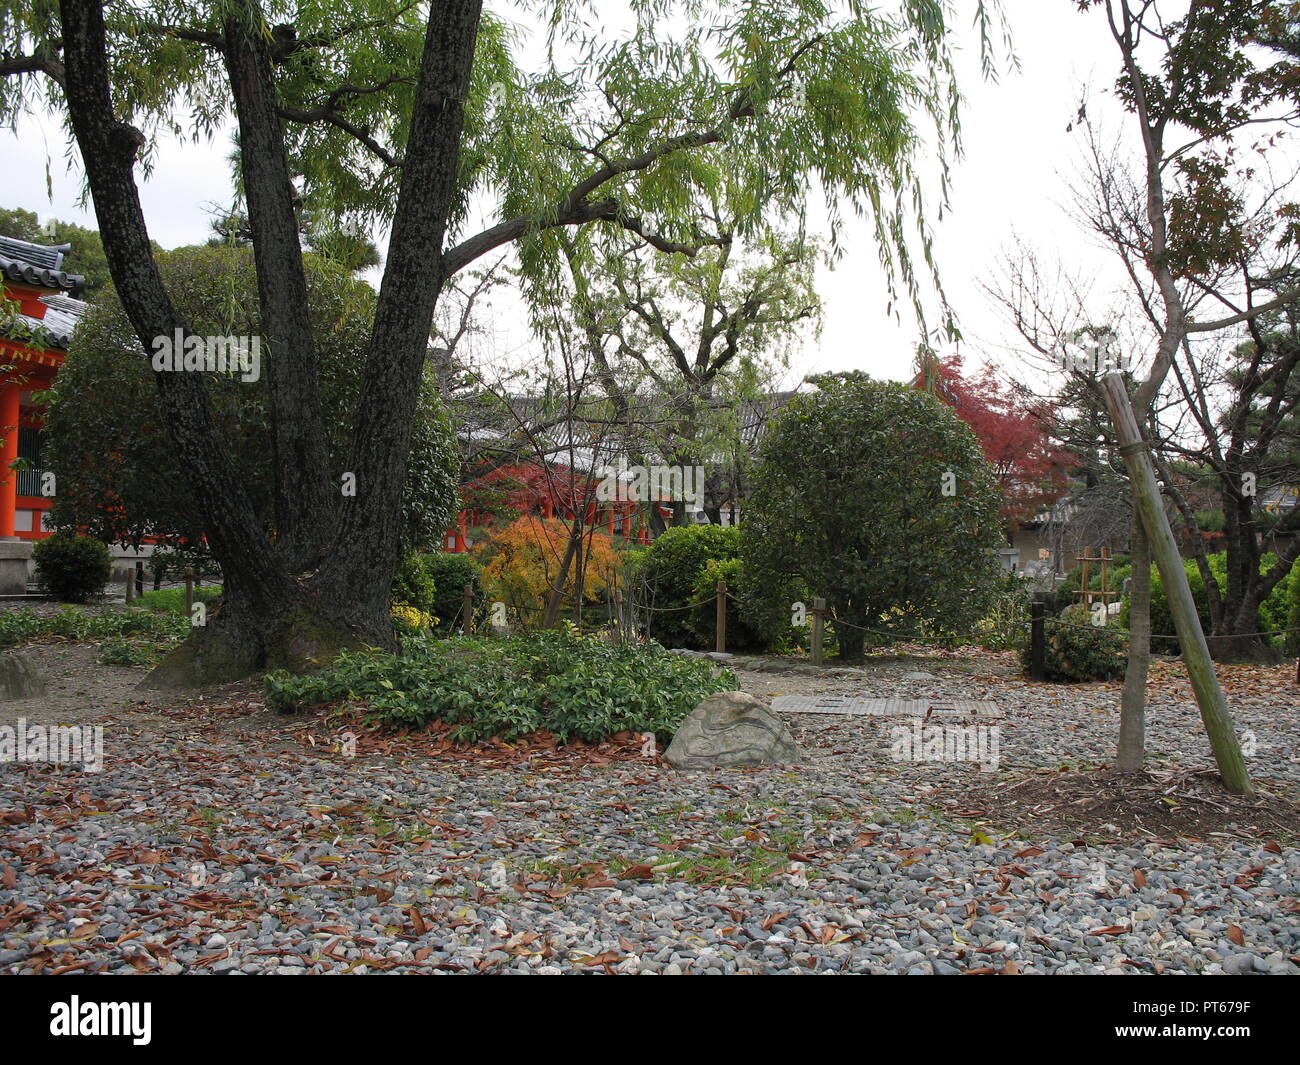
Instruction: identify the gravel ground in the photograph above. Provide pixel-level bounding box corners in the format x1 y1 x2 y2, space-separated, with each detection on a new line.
1 647 1297 975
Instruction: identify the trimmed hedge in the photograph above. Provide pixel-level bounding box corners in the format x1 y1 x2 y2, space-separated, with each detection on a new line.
391 552 437 613
421 551 484 634
32 533 113 603
390 551 485 634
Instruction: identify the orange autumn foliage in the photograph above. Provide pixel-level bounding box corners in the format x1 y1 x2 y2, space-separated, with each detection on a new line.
475 515 622 623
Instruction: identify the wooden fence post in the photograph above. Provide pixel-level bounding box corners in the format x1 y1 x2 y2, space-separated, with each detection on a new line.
715 580 727 653
811 598 826 667
134 560 144 599
1030 599 1046 682
463 583 474 635
184 567 194 618
124 566 133 603
1102 373 1254 796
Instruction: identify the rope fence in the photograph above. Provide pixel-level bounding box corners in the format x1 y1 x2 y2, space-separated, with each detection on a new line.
449 580 1299 684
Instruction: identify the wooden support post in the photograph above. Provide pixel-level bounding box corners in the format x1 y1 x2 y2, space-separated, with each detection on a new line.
1076 550 1093 605
134 560 144 599
715 580 727 654
810 598 826 667
124 567 133 603
463 583 474 635
184 567 194 618
1030 599 1046 682
1102 374 1254 796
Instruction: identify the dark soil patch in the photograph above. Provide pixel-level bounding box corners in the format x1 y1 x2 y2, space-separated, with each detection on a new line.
940 766 1300 845
0 643 161 726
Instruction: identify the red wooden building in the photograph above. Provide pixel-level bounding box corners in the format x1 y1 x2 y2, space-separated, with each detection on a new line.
0 238 87 592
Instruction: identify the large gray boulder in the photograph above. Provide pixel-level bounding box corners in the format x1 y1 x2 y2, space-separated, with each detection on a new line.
0 651 45 699
664 691 802 769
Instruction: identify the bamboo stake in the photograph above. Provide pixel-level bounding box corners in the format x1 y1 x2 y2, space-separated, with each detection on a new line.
1103 374 1254 796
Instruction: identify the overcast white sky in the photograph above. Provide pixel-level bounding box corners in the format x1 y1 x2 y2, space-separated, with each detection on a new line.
2 1 1136 392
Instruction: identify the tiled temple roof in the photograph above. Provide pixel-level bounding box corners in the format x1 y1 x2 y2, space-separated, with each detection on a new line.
0 236 86 296
2 291 89 352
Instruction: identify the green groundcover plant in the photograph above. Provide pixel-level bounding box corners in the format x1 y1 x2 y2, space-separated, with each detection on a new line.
0 606 189 647
134 586 225 615
264 629 735 744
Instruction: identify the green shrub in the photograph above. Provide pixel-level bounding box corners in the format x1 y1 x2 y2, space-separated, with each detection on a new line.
391 604 435 633
974 573 1034 651
685 557 766 652
391 551 437 612
145 545 221 585
1119 552 1299 653
264 629 735 744
740 375 1004 661
1022 604 1127 682
626 525 744 648
32 533 113 602
420 551 484 634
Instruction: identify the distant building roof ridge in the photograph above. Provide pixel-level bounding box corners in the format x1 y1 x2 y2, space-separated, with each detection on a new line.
0 235 69 270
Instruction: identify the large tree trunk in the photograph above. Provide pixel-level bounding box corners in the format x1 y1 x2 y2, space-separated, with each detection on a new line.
832 608 867 661
143 570 384 688
60 0 484 688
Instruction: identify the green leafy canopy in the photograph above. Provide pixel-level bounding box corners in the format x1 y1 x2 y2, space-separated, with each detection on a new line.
741 373 1005 645
1 0 1007 335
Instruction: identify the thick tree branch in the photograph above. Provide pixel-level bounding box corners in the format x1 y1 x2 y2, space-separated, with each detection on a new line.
276 103 403 168
223 3 333 568
322 0 483 597
0 52 67 88
58 0 284 606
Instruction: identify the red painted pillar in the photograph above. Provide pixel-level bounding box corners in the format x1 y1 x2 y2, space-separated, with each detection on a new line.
0 384 19 538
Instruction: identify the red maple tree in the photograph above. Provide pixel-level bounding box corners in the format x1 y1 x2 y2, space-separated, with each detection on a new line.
914 354 1074 526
